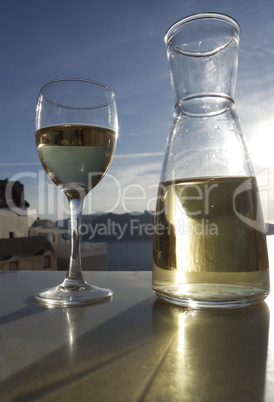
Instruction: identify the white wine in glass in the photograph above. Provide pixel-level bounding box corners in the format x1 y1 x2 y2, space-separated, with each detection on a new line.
34 79 118 307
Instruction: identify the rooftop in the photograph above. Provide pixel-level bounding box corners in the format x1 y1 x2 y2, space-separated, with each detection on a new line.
0 236 55 260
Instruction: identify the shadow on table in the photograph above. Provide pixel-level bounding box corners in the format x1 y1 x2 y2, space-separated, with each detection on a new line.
0 297 270 402
0 296 45 326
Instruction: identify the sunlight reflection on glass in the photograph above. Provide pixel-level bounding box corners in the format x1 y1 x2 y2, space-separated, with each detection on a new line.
173 190 188 280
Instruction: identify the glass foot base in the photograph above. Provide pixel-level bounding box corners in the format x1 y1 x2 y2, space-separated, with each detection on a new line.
34 280 113 308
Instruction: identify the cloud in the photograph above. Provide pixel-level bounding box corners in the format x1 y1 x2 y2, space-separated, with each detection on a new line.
0 162 40 167
115 152 164 159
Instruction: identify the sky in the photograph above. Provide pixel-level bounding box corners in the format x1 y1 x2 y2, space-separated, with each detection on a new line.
0 0 274 222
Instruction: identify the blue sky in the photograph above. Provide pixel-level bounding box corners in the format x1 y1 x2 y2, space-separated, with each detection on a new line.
1 0 274 221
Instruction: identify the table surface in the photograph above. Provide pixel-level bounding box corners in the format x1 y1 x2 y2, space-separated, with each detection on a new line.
1 237 274 402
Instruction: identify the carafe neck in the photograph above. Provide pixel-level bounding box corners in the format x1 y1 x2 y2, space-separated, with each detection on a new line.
175 93 234 117
165 13 240 106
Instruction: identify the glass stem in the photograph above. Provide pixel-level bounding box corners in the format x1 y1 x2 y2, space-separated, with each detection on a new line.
65 197 85 283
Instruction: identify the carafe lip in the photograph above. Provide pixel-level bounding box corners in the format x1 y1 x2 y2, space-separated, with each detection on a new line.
165 12 240 45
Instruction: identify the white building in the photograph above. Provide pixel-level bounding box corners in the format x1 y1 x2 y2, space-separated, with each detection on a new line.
0 179 107 271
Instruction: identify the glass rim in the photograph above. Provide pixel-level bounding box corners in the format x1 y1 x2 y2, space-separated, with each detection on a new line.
38 78 115 110
165 12 241 44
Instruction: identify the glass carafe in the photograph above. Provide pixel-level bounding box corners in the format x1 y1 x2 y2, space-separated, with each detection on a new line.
152 13 270 308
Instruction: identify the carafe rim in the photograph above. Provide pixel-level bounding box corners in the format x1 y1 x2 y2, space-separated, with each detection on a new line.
165 12 241 45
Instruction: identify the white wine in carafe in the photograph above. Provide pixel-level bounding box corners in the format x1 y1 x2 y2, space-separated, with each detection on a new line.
153 176 269 308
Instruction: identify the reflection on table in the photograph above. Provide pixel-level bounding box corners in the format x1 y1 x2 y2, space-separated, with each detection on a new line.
0 235 273 401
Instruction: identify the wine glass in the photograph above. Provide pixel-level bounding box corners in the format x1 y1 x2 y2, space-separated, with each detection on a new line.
34 78 118 307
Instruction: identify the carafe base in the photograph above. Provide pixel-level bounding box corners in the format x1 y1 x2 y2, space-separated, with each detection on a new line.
153 283 269 309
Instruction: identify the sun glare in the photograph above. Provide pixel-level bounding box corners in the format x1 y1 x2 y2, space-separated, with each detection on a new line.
249 119 274 166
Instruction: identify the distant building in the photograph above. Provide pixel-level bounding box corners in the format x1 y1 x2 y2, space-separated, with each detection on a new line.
0 179 35 238
29 218 67 244
0 179 29 209
0 236 57 271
